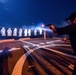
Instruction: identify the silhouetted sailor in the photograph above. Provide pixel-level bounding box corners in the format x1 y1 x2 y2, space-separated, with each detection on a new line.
49 12 76 75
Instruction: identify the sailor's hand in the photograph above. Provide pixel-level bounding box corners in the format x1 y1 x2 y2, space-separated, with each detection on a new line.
51 25 55 29
50 25 55 30
50 25 57 33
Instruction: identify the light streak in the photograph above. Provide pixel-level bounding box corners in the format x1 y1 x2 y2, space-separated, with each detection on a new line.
34 29 37 35
7 28 12 36
19 28 22 37
24 29 27 36
28 29 31 36
39 29 42 35
0 27 6 36
13 28 17 36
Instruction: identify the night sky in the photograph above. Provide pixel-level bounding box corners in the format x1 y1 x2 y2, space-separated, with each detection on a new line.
0 0 76 28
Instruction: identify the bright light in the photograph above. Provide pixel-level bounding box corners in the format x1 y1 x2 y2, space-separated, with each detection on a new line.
41 24 45 28
19 28 22 37
28 29 31 36
24 29 27 36
1 27 6 36
34 29 37 35
13 28 17 36
7 28 12 36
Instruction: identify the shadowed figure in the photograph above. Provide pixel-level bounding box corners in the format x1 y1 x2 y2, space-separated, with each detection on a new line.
0 47 12 75
48 12 76 75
